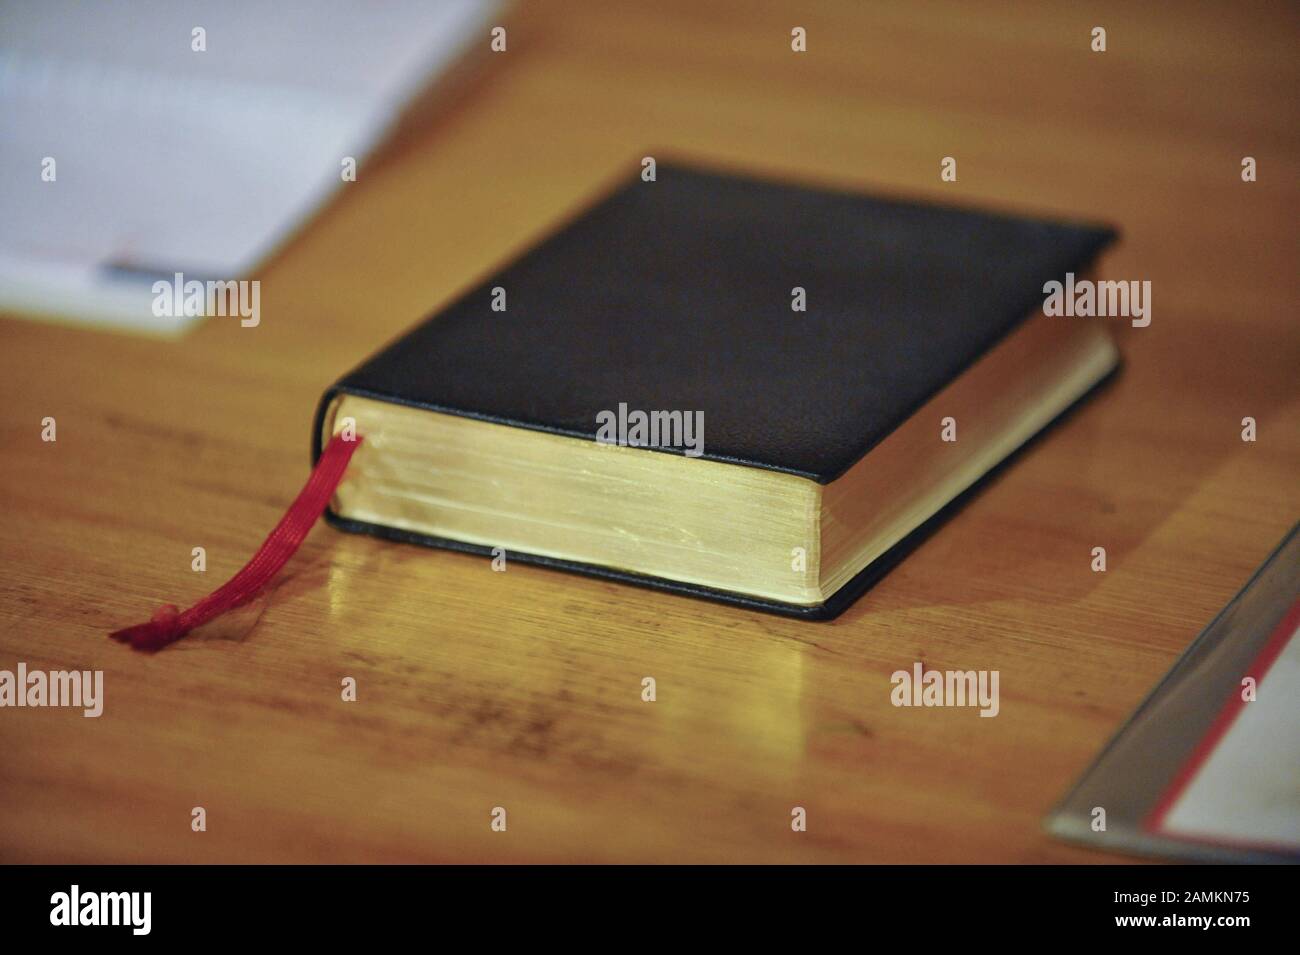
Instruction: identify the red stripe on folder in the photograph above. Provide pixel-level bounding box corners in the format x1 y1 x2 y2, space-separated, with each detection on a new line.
109 433 361 652
1144 595 1300 836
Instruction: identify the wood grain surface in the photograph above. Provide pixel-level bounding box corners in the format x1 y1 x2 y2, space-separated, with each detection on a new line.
1 0 1296 863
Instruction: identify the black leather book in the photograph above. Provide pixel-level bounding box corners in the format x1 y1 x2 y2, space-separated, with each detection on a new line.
313 163 1118 619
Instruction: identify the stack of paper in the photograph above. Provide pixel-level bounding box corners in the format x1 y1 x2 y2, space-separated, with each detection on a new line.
0 0 502 333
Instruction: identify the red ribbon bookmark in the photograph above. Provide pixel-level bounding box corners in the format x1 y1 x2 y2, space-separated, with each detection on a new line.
110 433 361 652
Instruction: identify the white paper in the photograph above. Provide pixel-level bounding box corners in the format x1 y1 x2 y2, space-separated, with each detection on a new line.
0 0 501 334
1158 614 1300 851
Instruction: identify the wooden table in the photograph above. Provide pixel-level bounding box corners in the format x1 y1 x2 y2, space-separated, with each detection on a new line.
1 0 1296 863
